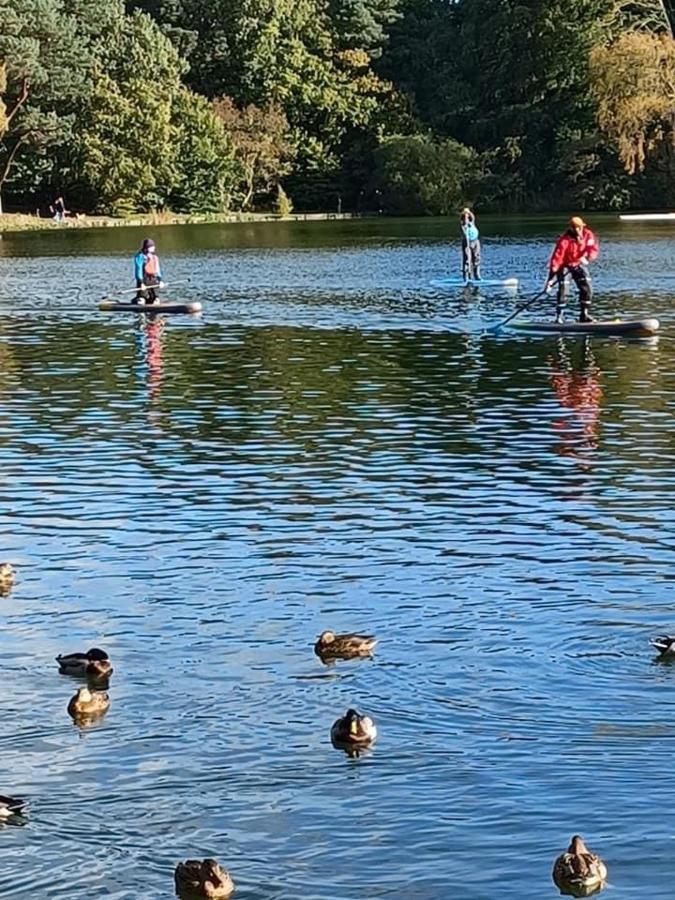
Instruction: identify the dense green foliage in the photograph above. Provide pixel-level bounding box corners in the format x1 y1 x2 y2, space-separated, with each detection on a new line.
374 134 478 214
1 0 675 213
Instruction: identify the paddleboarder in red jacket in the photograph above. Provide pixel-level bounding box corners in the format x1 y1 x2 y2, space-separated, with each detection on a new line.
544 217 599 323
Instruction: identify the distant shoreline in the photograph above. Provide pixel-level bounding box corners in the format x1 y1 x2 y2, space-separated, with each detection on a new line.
0 211 359 234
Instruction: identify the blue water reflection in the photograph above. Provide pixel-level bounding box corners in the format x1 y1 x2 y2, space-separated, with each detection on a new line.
0 217 673 898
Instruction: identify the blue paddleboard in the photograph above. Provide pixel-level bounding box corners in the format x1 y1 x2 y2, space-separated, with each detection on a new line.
430 277 519 289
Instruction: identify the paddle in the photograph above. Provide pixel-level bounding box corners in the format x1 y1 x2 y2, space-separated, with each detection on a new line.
105 280 189 297
491 288 550 332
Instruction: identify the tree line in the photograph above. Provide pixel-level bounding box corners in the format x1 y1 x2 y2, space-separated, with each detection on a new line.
1 0 674 216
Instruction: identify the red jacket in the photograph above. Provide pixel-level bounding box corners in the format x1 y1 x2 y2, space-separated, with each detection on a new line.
548 227 599 276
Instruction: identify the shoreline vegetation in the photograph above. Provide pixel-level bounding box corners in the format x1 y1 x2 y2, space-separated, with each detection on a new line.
3 3 675 220
0 211 359 234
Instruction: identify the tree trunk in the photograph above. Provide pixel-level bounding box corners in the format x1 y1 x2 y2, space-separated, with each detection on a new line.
241 169 255 210
0 135 29 202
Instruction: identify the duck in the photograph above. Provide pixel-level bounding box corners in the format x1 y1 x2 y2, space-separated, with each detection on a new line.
314 630 377 660
56 648 113 681
0 563 15 591
650 635 675 657
552 835 607 896
0 795 25 819
330 708 377 748
67 687 110 721
174 858 235 899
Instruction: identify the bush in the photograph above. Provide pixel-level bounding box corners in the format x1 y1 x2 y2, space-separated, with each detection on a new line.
373 134 480 215
276 184 293 217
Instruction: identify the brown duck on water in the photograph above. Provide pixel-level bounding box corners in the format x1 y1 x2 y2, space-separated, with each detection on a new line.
0 563 15 593
174 858 235 899
67 687 110 721
552 835 607 896
314 630 377 660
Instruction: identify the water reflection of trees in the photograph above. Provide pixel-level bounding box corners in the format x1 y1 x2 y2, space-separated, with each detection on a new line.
3 322 668 482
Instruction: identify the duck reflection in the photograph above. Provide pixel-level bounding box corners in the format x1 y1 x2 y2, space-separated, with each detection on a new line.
549 337 603 461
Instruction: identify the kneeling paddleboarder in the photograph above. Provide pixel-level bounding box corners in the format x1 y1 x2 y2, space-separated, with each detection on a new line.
134 238 164 304
545 217 598 323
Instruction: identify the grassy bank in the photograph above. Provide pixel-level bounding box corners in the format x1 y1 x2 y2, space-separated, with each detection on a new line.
0 210 358 234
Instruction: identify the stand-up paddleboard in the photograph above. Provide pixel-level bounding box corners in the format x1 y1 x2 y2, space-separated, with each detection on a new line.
99 300 202 314
507 318 659 336
619 213 675 221
430 277 519 289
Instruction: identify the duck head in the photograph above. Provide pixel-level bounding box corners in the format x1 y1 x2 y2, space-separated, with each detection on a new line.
345 708 363 736
569 835 588 855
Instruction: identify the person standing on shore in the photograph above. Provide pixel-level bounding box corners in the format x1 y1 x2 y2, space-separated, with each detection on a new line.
50 196 67 222
460 207 481 282
544 216 599 323
133 238 164 304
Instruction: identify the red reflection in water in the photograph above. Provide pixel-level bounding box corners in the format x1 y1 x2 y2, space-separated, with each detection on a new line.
137 316 166 428
144 317 164 403
549 338 603 461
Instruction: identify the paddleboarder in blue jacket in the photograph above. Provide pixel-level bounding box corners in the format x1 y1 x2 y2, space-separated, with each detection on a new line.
133 238 164 304
460 208 481 282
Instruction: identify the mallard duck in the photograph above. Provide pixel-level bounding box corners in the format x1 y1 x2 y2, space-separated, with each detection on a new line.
651 635 675 657
0 563 15 590
553 835 607 896
314 630 377 660
0 795 25 819
331 708 377 747
56 648 113 680
174 858 235 899
67 687 110 720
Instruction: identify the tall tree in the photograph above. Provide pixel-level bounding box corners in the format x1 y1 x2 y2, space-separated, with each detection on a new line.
0 64 7 135
213 97 294 209
170 90 238 212
128 0 404 207
0 0 90 211
66 10 183 212
381 0 623 207
590 1 675 185
328 0 401 56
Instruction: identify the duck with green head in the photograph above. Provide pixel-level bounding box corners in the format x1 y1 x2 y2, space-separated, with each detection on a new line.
57 648 113 681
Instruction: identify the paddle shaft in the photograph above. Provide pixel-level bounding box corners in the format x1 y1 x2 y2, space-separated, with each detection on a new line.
492 289 549 331
113 280 188 296
492 266 571 331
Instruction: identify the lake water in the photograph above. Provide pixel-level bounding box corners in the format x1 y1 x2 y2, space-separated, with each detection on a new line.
0 214 673 898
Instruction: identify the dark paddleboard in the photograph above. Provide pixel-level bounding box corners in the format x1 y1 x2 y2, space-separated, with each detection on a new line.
507 318 659 336
99 300 202 314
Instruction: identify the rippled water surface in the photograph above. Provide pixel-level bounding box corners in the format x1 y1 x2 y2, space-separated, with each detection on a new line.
0 215 674 898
